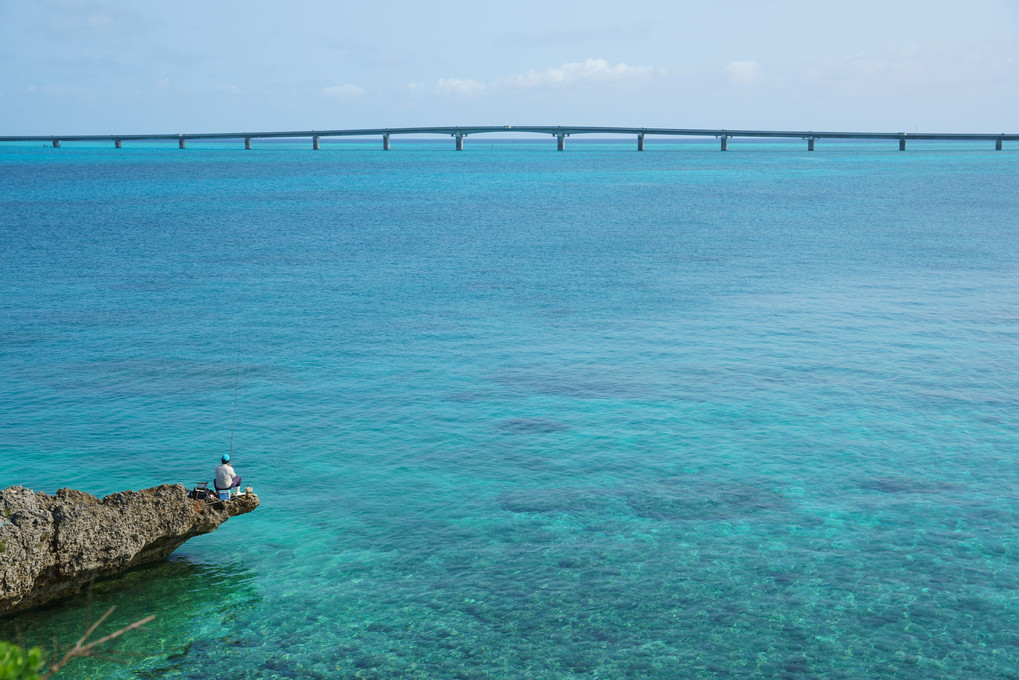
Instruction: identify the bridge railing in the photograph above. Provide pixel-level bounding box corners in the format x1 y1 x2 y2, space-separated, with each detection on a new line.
0 126 1014 151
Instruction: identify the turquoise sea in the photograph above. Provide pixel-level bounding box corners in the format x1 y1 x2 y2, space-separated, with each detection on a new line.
1 140 1017 679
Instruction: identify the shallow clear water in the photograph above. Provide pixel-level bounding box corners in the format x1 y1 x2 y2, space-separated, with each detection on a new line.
1 140 1017 679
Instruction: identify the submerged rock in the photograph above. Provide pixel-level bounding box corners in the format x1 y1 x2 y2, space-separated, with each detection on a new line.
0 484 258 617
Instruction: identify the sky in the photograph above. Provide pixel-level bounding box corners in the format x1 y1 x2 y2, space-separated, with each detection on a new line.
1 0 1017 135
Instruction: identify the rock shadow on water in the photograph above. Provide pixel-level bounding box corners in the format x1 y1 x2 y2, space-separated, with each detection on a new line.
857 476 960 496
445 391 489 403
493 418 571 435
0 557 261 680
497 479 797 524
624 479 793 522
48 357 290 397
497 487 614 516
492 366 653 400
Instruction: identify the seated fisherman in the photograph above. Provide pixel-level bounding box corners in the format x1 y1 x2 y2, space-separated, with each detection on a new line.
214 454 242 500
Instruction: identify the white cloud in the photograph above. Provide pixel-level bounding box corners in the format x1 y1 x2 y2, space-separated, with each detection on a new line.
436 78 486 95
322 84 366 102
727 60 763 86
27 84 95 98
503 27 650 47
802 43 1018 92
504 58 657 89
218 85 239 94
433 59 661 97
41 0 137 41
48 13 115 36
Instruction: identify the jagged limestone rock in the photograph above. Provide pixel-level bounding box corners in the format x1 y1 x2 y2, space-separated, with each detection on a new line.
0 484 258 617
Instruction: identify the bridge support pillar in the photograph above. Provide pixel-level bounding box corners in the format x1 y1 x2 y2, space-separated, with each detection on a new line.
637 133 645 151
455 133 464 150
52 140 60 148
244 137 252 150
557 133 565 151
313 135 320 150
996 138 1003 151
114 139 122 149
178 138 186 150
898 138 906 151
720 136 728 151
807 137 814 151
383 133 390 150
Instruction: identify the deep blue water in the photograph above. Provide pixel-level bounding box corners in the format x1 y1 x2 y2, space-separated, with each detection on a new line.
1 140 1017 679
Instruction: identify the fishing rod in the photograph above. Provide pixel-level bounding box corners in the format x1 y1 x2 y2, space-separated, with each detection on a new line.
187 356 244 504
228 356 240 457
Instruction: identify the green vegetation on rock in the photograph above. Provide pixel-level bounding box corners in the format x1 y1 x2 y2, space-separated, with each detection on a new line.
0 641 45 680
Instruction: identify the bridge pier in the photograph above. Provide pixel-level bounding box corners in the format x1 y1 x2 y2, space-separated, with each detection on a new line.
383 133 390 150
51 140 60 148
637 133 645 151
178 137 186 150
244 137 252 150
807 137 814 151
114 139 122 149
313 135 320 150
557 133 565 151
996 138 1003 151
720 136 728 151
455 133 464 151
899 138 906 151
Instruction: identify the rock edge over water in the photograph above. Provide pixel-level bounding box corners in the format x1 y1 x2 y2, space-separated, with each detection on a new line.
0 484 258 617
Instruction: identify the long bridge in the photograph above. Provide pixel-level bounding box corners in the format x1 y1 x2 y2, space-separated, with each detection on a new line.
1 125 1015 151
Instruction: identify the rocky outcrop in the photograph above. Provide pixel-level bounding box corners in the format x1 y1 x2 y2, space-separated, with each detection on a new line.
0 484 258 617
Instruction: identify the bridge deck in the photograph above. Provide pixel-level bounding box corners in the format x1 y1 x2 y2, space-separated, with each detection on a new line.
1 125 1015 144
